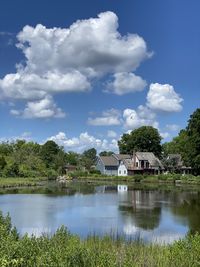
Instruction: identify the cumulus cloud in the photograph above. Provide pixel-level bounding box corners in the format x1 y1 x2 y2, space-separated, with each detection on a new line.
107 130 117 138
0 71 90 100
106 72 147 95
10 96 65 119
123 105 159 130
160 132 170 139
166 124 180 131
0 11 150 117
88 108 121 126
147 83 183 112
48 131 118 153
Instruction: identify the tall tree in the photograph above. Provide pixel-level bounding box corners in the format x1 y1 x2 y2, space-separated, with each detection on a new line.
186 108 200 174
40 140 60 167
66 151 80 166
82 148 97 170
118 126 162 158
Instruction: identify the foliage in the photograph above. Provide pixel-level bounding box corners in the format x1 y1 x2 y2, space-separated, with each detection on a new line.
186 108 200 174
118 126 162 158
162 108 200 174
40 140 60 168
81 148 97 170
1 211 200 266
66 151 80 166
99 151 114 156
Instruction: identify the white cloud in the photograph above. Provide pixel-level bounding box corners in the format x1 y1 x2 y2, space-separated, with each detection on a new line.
123 105 159 130
160 132 170 139
166 124 180 131
0 71 90 100
48 131 118 153
0 11 150 109
147 83 183 112
88 108 121 126
107 130 117 138
11 96 65 119
106 72 147 95
0 131 32 143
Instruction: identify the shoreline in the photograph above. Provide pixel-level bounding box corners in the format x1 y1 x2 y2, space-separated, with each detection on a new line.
0 174 200 189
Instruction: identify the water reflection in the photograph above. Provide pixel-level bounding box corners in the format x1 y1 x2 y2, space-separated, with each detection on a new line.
118 190 161 230
0 182 199 243
171 192 200 233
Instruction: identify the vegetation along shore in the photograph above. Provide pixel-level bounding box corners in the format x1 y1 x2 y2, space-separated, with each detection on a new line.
0 211 200 267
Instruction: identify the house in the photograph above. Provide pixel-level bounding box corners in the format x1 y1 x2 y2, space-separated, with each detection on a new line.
132 152 164 175
165 154 191 174
65 164 77 173
96 152 164 176
96 155 118 176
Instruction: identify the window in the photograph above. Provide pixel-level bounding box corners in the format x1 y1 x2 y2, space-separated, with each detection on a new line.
136 162 138 167
119 170 121 174
124 170 126 174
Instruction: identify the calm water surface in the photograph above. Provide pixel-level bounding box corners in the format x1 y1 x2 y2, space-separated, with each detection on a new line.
0 182 200 243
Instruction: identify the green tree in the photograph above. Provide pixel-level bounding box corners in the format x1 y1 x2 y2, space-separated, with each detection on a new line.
65 151 80 166
162 129 190 165
82 148 97 170
118 126 162 158
186 108 200 174
40 140 60 168
99 151 113 156
0 156 6 170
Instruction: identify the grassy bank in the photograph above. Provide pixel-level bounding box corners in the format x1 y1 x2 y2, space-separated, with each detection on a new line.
0 173 200 189
0 211 200 267
73 172 200 184
0 177 47 188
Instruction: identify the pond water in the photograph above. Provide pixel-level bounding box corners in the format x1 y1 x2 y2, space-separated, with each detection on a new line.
0 182 200 243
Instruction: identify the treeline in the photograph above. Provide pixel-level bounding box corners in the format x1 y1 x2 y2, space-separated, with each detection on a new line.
0 108 199 178
0 140 97 178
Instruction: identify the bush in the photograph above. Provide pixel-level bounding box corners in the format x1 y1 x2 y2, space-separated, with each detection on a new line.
89 169 101 175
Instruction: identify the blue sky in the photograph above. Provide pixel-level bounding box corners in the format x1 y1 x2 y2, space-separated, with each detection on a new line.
0 0 199 152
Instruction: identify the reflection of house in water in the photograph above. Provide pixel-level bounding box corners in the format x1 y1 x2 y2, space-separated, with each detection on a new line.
117 185 128 192
118 190 162 230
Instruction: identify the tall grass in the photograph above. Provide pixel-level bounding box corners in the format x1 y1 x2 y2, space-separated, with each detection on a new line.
0 211 200 266
0 177 46 188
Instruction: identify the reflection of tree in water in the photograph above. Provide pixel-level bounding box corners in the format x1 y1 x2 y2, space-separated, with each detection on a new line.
118 190 161 230
119 205 161 230
171 192 200 233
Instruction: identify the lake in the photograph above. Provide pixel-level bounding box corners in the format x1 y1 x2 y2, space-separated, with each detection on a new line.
0 181 200 243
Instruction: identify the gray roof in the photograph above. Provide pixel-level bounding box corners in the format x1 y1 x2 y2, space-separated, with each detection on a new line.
123 159 135 170
168 154 183 166
99 156 118 166
113 154 131 160
136 152 164 169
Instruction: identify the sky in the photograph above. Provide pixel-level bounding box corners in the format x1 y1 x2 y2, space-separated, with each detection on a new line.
0 0 199 153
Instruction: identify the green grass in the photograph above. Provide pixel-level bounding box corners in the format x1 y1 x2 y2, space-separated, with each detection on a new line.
0 177 47 188
77 173 200 184
1 211 200 266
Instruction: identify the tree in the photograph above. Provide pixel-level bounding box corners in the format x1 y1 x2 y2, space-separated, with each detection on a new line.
0 156 6 170
162 108 200 174
82 148 97 170
99 151 114 156
118 126 162 158
65 151 80 166
186 108 200 174
40 140 60 168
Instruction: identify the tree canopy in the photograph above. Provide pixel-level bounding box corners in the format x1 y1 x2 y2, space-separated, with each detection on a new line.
162 108 200 174
118 126 162 158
